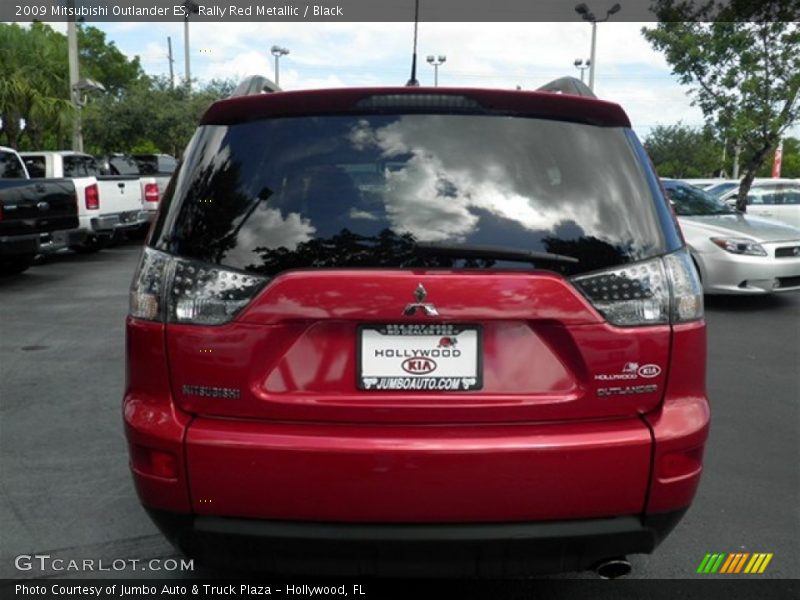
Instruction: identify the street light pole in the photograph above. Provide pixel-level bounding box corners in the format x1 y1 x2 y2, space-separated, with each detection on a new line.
574 3 621 92
270 45 290 87
426 55 446 87
573 58 591 83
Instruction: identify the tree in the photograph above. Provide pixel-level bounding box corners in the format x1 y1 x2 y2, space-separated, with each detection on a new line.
0 23 75 149
78 25 144 95
0 22 145 150
644 123 725 177
82 77 235 157
643 7 800 210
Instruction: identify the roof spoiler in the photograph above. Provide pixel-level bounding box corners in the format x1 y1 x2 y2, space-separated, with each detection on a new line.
230 75 282 98
536 76 596 99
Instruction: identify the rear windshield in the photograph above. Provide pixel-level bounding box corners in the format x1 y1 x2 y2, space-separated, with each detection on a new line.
0 151 27 178
152 114 670 277
97 156 139 176
663 181 734 216
63 155 100 178
133 154 177 175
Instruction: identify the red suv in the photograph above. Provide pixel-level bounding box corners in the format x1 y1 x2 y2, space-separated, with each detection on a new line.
124 82 709 577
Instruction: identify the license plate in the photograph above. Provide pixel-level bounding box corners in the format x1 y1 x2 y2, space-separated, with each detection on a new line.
358 324 482 391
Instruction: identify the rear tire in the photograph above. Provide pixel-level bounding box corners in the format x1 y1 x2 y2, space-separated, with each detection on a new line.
0 254 35 276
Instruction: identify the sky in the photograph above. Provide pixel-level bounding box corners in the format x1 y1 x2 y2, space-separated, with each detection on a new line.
41 20 798 140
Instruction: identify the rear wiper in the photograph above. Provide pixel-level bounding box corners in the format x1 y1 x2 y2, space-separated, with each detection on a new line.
414 242 579 265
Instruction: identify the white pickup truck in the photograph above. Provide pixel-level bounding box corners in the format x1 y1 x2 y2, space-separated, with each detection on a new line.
20 151 150 251
95 154 168 228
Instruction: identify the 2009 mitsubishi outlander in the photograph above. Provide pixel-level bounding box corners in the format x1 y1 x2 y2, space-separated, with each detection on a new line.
124 81 709 577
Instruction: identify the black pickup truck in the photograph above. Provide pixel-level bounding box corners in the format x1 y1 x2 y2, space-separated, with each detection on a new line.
0 147 80 275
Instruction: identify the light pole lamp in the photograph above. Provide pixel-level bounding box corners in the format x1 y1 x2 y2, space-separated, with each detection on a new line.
574 2 621 91
71 78 106 153
573 58 591 83
426 55 447 87
183 0 200 90
271 45 290 87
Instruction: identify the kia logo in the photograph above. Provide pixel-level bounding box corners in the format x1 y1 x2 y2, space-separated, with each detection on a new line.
638 364 662 378
401 357 437 374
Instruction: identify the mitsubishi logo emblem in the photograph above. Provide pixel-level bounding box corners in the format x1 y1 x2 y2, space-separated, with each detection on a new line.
404 283 439 317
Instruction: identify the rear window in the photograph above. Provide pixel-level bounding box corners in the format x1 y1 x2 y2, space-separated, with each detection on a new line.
0 151 27 178
22 155 46 178
152 114 671 277
133 154 177 175
63 155 100 178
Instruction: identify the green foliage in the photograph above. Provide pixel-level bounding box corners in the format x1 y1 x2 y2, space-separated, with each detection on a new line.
78 25 144 95
82 76 235 157
0 23 74 149
643 9 800 209
751 136 800 178
0 22 143 150
645 123 725 178
0 22 227 158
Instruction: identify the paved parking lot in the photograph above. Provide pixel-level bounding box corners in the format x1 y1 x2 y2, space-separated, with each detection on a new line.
1 242 798 582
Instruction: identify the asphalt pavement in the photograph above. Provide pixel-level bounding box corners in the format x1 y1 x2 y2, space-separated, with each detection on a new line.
0 242 798 586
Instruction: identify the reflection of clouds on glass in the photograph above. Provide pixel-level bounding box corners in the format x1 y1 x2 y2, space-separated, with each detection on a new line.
225 207 315 265
347 115 655 249
383 154 478 241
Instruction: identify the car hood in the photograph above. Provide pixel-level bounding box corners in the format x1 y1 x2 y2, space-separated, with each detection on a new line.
678 214 800 243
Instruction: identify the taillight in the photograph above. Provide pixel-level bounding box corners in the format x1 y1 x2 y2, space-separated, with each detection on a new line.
144 183 159 203
85 183 100 210
572 248 703 326
129 247 267 325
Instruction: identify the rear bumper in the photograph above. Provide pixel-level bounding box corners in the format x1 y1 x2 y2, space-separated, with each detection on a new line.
87 211 145 232
146 508 686 576
138 209 157 223
0 234 39 256
38 229 87 253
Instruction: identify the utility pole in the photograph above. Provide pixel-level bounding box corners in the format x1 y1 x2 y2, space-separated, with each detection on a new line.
167 36 175 89
67 0 81 152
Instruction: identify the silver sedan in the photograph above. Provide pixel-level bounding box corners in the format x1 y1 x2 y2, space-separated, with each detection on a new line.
663 179 800 295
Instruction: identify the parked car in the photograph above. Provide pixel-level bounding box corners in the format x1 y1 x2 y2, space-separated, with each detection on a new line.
97 153 168 229
703 180 740 198
21 151 148 251
663 179 800 294
718 178 800 229
125 82 709 577
0 147 80 274
679 178 725 190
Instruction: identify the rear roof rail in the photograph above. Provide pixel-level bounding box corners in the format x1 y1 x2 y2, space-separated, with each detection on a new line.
230 75 281 98
536 76 596 99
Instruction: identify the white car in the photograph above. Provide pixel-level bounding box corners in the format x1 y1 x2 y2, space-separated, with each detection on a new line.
663 179 800 294
718 178 800 229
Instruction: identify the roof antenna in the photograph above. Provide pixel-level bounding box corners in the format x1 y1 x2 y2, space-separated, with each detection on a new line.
405 0 420 86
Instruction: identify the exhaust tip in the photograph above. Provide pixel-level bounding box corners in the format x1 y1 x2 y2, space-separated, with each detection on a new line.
595 557 631 579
